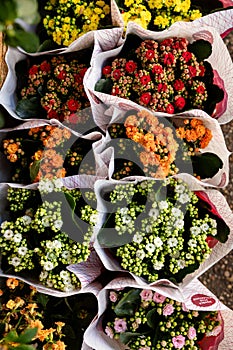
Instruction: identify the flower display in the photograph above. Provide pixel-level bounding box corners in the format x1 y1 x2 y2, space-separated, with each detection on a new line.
0 277 98 350
95 35 224 117
39 0 113 47
97 177 230 284
1 123 100 183
0 179 98 292
15 51 92 125
107 108 225 182
102 286 224 349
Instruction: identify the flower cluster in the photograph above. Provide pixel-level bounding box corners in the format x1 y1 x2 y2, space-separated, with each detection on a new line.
1 125 97 183
98 36 223 115
41 0 111 46
0 179 98 292
103 287 223 349
108 109 215 180
0 277 98 350
98 177 229 283
17 53 90 124
119 0 202 31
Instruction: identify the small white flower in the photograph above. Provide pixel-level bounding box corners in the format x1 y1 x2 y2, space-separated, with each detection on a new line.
167 237 178 247
122 215 132 225
10 257 21 267
120 207 128 215
46 279 54 288
175 184 186 194
21 215 32 225
178 193 190 204
174 219 184 230
211 228 217 236
46 241 54 249
62 277 72 284
54 219 63 230
170 251 180 259
188 239 197 248
13 233 22 243
3 229 14 240
61 250 71 259
177 259 186 269
190 226 201 236
43 261 54 271
158 201 169 210
17 246 28 256
186 253 193 260
153 261 164 270
39 271 48 280
133 232 143 244
149 208 159 219
38 179 54 193
63 284 75 292
154 236 163 248
145 243 155 253
136 249 145 260
89 213 98 224
52 239 62 249
145 225 152 233
42 216 52 227
1 221 8 229
209 218 217 228
200 223 209 232
53 178 63 189
60 270 70 279
171 207 183 218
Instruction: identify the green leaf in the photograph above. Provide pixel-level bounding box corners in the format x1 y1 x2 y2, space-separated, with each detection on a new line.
188 39 212 61
37 39 60 52
114 289 141 317
15 0 40 25
0 0 17 23
146 308 158 329
4 329 19 342
29 160 41 182
214 217 230 244
5 26 40 52
17 328 38 344
95 78 113 93
191 152 223 179
65 192 77 213
36 293 49 308
119 331 144 345
16 97 41 119
11 345 36 350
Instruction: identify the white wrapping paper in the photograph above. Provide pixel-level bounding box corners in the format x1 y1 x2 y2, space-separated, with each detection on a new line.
93 174 233 291
84 21 233 125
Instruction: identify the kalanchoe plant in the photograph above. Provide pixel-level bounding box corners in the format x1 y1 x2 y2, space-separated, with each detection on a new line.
15 50 92 125
95 35 224 117
98 177 229 283
0 277 98 350
107 109 223 180
102 286 224 349
0 179 98 292
1 124 98 184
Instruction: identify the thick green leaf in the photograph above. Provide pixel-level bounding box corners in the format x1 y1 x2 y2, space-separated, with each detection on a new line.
114 289 141 317
37 39 60 52
29 160 41 182
5 27 39 52
11 345 35 350
146 308 158 329
191 152 223 179
119 331 145 345
65 192 77 213
215 217 230 244
95 78 113 93
0 0 17 22
4 330 19 342
16 97 41 119
17 328 38 344
15 0 40 25
188 39 212 61
36 293 49 308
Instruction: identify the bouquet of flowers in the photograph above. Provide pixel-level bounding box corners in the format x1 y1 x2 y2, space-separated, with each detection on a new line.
0 121 103 184
84 277 227 350
96 176 232 285
0 277 98 350
0 178 99 292
104 107 229 186
37 0 122 49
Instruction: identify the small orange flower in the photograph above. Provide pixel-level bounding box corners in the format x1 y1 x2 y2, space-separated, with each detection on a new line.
8 153 18 162
56 168 66 178
51 154 64 168
6 278 19 289
7 143 19 154
6 299 16 309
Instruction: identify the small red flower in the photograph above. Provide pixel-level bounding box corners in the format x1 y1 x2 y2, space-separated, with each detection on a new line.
174 79 185 91
112 86 120 96
175 96 186 110
29 65 38 75
152 64 163 75
40 61 51 72
199 64 205 77
166 103 175 114
102 65 112 76
160 38 173 48
67 99 81 112
112 69 122 81
157 83 167 92
188 66 197 77
182 51 192 62
47 110 59 119
196 85 206 94
125 60 137 73
145 50 155 60
140 92 152 105
68 113 79 124
79 67 87 77
57 70 67 80
140 75 151 85
163 53 175 66
74 73 83 84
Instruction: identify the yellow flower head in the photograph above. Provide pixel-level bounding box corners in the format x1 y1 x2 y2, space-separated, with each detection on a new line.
6 299 16 309
147 0 163 10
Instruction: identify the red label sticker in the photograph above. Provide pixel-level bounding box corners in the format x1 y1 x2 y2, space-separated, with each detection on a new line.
191 294 216 307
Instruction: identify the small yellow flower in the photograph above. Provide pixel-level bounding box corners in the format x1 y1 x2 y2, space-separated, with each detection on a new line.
124 0 135 7
6 299 16 309
154 15 170 28
164 0 176 8
147 0 163 10
189 9 202 20
96 0 105 7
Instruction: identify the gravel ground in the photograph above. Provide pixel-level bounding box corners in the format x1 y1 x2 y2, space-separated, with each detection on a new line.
199 32 233 310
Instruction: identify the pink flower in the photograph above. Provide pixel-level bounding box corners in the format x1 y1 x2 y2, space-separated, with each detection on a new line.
162 303 174 316
105 325 114 339
114 318 127 333
109 291 118 302
153 292 166 303
187 326 196 340
172 334 186 349
182 303 189 312
140 289 153 301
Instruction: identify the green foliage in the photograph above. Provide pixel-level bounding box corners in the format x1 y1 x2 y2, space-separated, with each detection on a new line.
191 152 223 179
188 39 212 61
114 289 141 317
